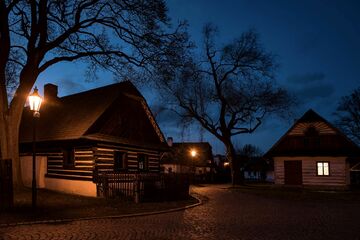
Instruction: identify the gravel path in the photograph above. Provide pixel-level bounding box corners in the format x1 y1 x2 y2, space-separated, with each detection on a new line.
1 184 359 240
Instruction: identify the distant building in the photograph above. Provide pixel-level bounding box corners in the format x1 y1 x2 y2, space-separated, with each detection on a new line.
212 154 230 182
213 154 227 168
19 81 167 197
161 138 214 180
265 109 360 189
242 156 274 182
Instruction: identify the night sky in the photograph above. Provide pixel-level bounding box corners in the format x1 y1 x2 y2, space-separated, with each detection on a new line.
35 0 360 154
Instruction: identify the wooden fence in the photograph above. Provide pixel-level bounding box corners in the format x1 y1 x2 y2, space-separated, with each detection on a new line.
93 171 189 203
0 159 13 209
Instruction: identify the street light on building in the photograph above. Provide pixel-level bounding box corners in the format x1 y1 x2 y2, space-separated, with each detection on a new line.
190 148 197 176
190 149 197 158
28 86 42 208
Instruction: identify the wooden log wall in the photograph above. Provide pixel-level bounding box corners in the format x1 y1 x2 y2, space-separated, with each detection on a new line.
46 147 94 181
95 143 160 173
274 156 348 187
22 143 161 181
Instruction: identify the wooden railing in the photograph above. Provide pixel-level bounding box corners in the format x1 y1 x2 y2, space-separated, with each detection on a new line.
93 171 189 203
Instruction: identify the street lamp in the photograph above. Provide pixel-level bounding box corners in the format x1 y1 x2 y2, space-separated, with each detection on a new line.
190 149 197 158
190 149 197 178
28 86 42 208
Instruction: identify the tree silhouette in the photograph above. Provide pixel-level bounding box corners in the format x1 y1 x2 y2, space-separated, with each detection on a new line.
237 144 263 158
156 24 293 184
0 0 187 187
334 87 360 145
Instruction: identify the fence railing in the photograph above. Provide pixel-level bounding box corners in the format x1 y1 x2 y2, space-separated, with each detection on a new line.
93 171 189 203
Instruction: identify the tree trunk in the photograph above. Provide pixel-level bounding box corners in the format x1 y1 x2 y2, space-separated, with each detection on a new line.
0 61 39 192
225 141 244 185
0 108 22 208
0 113 23 188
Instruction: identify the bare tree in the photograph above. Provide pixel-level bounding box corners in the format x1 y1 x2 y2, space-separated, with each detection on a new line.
334 87 360 145
237 144 263 158
0 0 187 187
156 24 293 184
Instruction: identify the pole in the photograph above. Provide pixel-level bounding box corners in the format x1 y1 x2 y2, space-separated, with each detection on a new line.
32 113 37 208
191 157 196 184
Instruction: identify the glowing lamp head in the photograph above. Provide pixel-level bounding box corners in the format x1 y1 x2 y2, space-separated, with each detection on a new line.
190 149 197 157
28 87 42 115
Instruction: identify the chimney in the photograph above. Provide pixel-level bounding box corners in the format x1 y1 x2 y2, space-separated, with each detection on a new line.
167 137 173 147
44 83 58 101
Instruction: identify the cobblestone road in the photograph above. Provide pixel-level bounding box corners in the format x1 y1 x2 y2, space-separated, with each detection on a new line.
1 185 359 240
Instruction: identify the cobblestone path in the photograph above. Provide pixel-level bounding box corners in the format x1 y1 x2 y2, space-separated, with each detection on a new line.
1 185 359 240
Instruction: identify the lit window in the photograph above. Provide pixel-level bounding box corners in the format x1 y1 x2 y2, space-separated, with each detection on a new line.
317 162 329 176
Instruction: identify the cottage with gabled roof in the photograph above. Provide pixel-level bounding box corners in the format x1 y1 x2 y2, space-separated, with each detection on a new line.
161 138 214 178
265 109 360 189
19 81 167 196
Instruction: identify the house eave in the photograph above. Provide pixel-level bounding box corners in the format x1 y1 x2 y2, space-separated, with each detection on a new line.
81 134 169 151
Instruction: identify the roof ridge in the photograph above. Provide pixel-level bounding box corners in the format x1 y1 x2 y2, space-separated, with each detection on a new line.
59 81 134 99
264 108 360 157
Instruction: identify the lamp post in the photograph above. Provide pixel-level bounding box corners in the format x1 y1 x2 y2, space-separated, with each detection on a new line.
190 149 197 181
28 87 42 208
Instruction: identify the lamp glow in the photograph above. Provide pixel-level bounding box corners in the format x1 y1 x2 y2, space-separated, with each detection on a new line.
190 149 197 157
28 87 42 114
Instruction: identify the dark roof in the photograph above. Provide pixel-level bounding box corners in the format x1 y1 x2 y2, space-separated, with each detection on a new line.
265 109 360 157
162 142 213 167
20 81 166 149
297 109 326 123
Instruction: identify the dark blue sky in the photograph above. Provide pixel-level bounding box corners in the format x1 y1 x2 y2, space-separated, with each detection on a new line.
36 0 360 154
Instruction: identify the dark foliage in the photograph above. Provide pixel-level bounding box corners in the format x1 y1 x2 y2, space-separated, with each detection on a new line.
155 23 294 184
334 87 360 145
0 0 188 187
237 144 263 158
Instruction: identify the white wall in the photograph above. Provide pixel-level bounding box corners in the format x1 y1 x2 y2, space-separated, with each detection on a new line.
274 156 348 187
21 155 47 188
45 178 97 197
21 155 97 197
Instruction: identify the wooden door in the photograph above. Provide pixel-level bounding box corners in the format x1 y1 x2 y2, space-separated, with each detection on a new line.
284 160 302 185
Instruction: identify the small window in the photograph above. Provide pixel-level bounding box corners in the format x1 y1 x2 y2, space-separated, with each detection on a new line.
63 148 75 168
138 154 148 172
317 162 330 176
114 151 127 172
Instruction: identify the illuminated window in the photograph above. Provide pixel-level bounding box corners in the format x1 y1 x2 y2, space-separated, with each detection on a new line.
317 162 329 176
114 151 127 172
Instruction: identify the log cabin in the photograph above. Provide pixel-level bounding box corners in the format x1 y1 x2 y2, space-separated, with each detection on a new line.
265 109 360 189
19 81 167 196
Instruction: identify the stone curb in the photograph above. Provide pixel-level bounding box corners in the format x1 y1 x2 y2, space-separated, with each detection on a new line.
0 193 203 228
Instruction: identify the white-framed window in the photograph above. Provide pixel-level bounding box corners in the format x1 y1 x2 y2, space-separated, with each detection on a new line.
317 162 330 176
